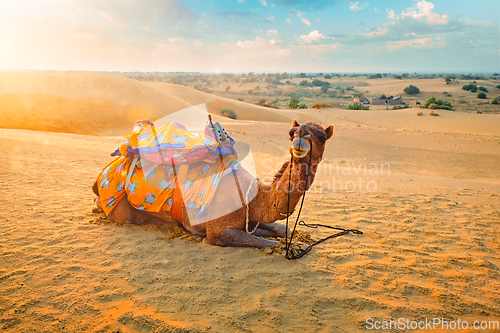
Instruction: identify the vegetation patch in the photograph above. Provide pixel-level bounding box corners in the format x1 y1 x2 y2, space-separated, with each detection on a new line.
346 102 369 110
424 97 453 110
312 103 333 109
221 108 237 119
462 83 478 93
404 85 420 95
288 98 308 109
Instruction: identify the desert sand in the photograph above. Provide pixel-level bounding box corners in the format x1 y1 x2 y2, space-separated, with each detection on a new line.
1 72 499 332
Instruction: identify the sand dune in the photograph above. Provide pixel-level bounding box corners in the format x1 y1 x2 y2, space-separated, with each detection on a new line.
0 72 313 136
1 72 499 332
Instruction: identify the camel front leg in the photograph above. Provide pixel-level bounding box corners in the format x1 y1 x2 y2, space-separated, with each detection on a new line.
254 222 290 238
208 228 279 248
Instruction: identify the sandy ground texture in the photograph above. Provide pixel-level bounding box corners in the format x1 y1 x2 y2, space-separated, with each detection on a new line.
1 72 500 332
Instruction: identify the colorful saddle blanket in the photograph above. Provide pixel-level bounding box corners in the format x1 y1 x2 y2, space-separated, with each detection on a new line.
97 120 238 218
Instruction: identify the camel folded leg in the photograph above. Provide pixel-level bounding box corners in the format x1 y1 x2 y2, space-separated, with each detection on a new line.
209 228 279 248
253 222 290 238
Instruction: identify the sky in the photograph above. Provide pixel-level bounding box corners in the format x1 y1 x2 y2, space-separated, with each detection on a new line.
0 0 498 73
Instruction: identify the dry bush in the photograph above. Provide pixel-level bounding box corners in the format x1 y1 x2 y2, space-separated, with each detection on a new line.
312 103 334 109
416 112 424 116
429 111 439 116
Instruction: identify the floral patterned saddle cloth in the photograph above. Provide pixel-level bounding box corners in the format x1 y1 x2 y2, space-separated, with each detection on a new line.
96 120 238 219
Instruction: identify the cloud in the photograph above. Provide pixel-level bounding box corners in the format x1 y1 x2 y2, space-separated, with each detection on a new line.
386 37 434 50
296 11 311 26
386 9 396 19
266 16 275 23
364 28 388 37
266 29 279 40
299 30 326 43
238 0 245 3
260 0 268 6
349 2 368 12
286 18 292 25
388 1 448 24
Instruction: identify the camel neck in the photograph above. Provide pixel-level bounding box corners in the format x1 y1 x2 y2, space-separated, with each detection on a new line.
264 158 318 222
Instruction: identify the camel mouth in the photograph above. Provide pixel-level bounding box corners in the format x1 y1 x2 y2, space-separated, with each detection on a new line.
292 148 309 158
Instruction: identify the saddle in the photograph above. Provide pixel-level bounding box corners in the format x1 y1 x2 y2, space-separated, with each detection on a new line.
97 119 239 222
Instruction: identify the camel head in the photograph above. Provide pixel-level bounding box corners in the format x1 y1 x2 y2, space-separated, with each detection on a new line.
289 119 334 162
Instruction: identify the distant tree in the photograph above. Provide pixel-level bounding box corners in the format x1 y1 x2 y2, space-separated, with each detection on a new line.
462 84 478 93
479 86 488 92
299 80 312 87
477 92 487 99
368 73 382 79
299 73 307 78
497 85 500 89
445 77 451 84
225 85 231 92
312 79 330 87
288 98 300 109
404 85 420 95
289 98 307 109
321 85 329 94
380 94 387 99
393 75 402 80
324 74 332 79
492 99 500 104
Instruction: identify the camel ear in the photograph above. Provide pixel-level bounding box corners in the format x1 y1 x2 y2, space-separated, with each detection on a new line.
325 125 334 140
291 119 299 128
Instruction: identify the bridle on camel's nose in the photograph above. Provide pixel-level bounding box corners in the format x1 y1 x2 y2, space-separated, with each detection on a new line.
283 128 363 260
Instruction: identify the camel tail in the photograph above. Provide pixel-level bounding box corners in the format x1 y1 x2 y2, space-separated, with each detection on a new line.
92 181 99 196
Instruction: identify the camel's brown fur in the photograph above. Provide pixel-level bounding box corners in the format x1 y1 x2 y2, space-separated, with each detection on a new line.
93 119 334 248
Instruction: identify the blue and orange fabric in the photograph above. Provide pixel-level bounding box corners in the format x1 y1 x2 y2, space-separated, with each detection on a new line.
97 120 238 219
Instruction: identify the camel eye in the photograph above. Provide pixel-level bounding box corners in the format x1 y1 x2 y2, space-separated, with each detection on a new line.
289 127 298 140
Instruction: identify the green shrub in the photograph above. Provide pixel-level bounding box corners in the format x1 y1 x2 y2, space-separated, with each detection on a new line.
221 108 237 119
424 97 453 109
346 102 369 110
477 92 487 99
462 83 478 92
404 85 420 95
368 74 382 79
288 98 307 109
299 80 312 87
479 86 488 92
496 85 500 89
492 99 499 105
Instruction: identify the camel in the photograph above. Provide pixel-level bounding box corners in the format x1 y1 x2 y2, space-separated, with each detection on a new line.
93 119 334 248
